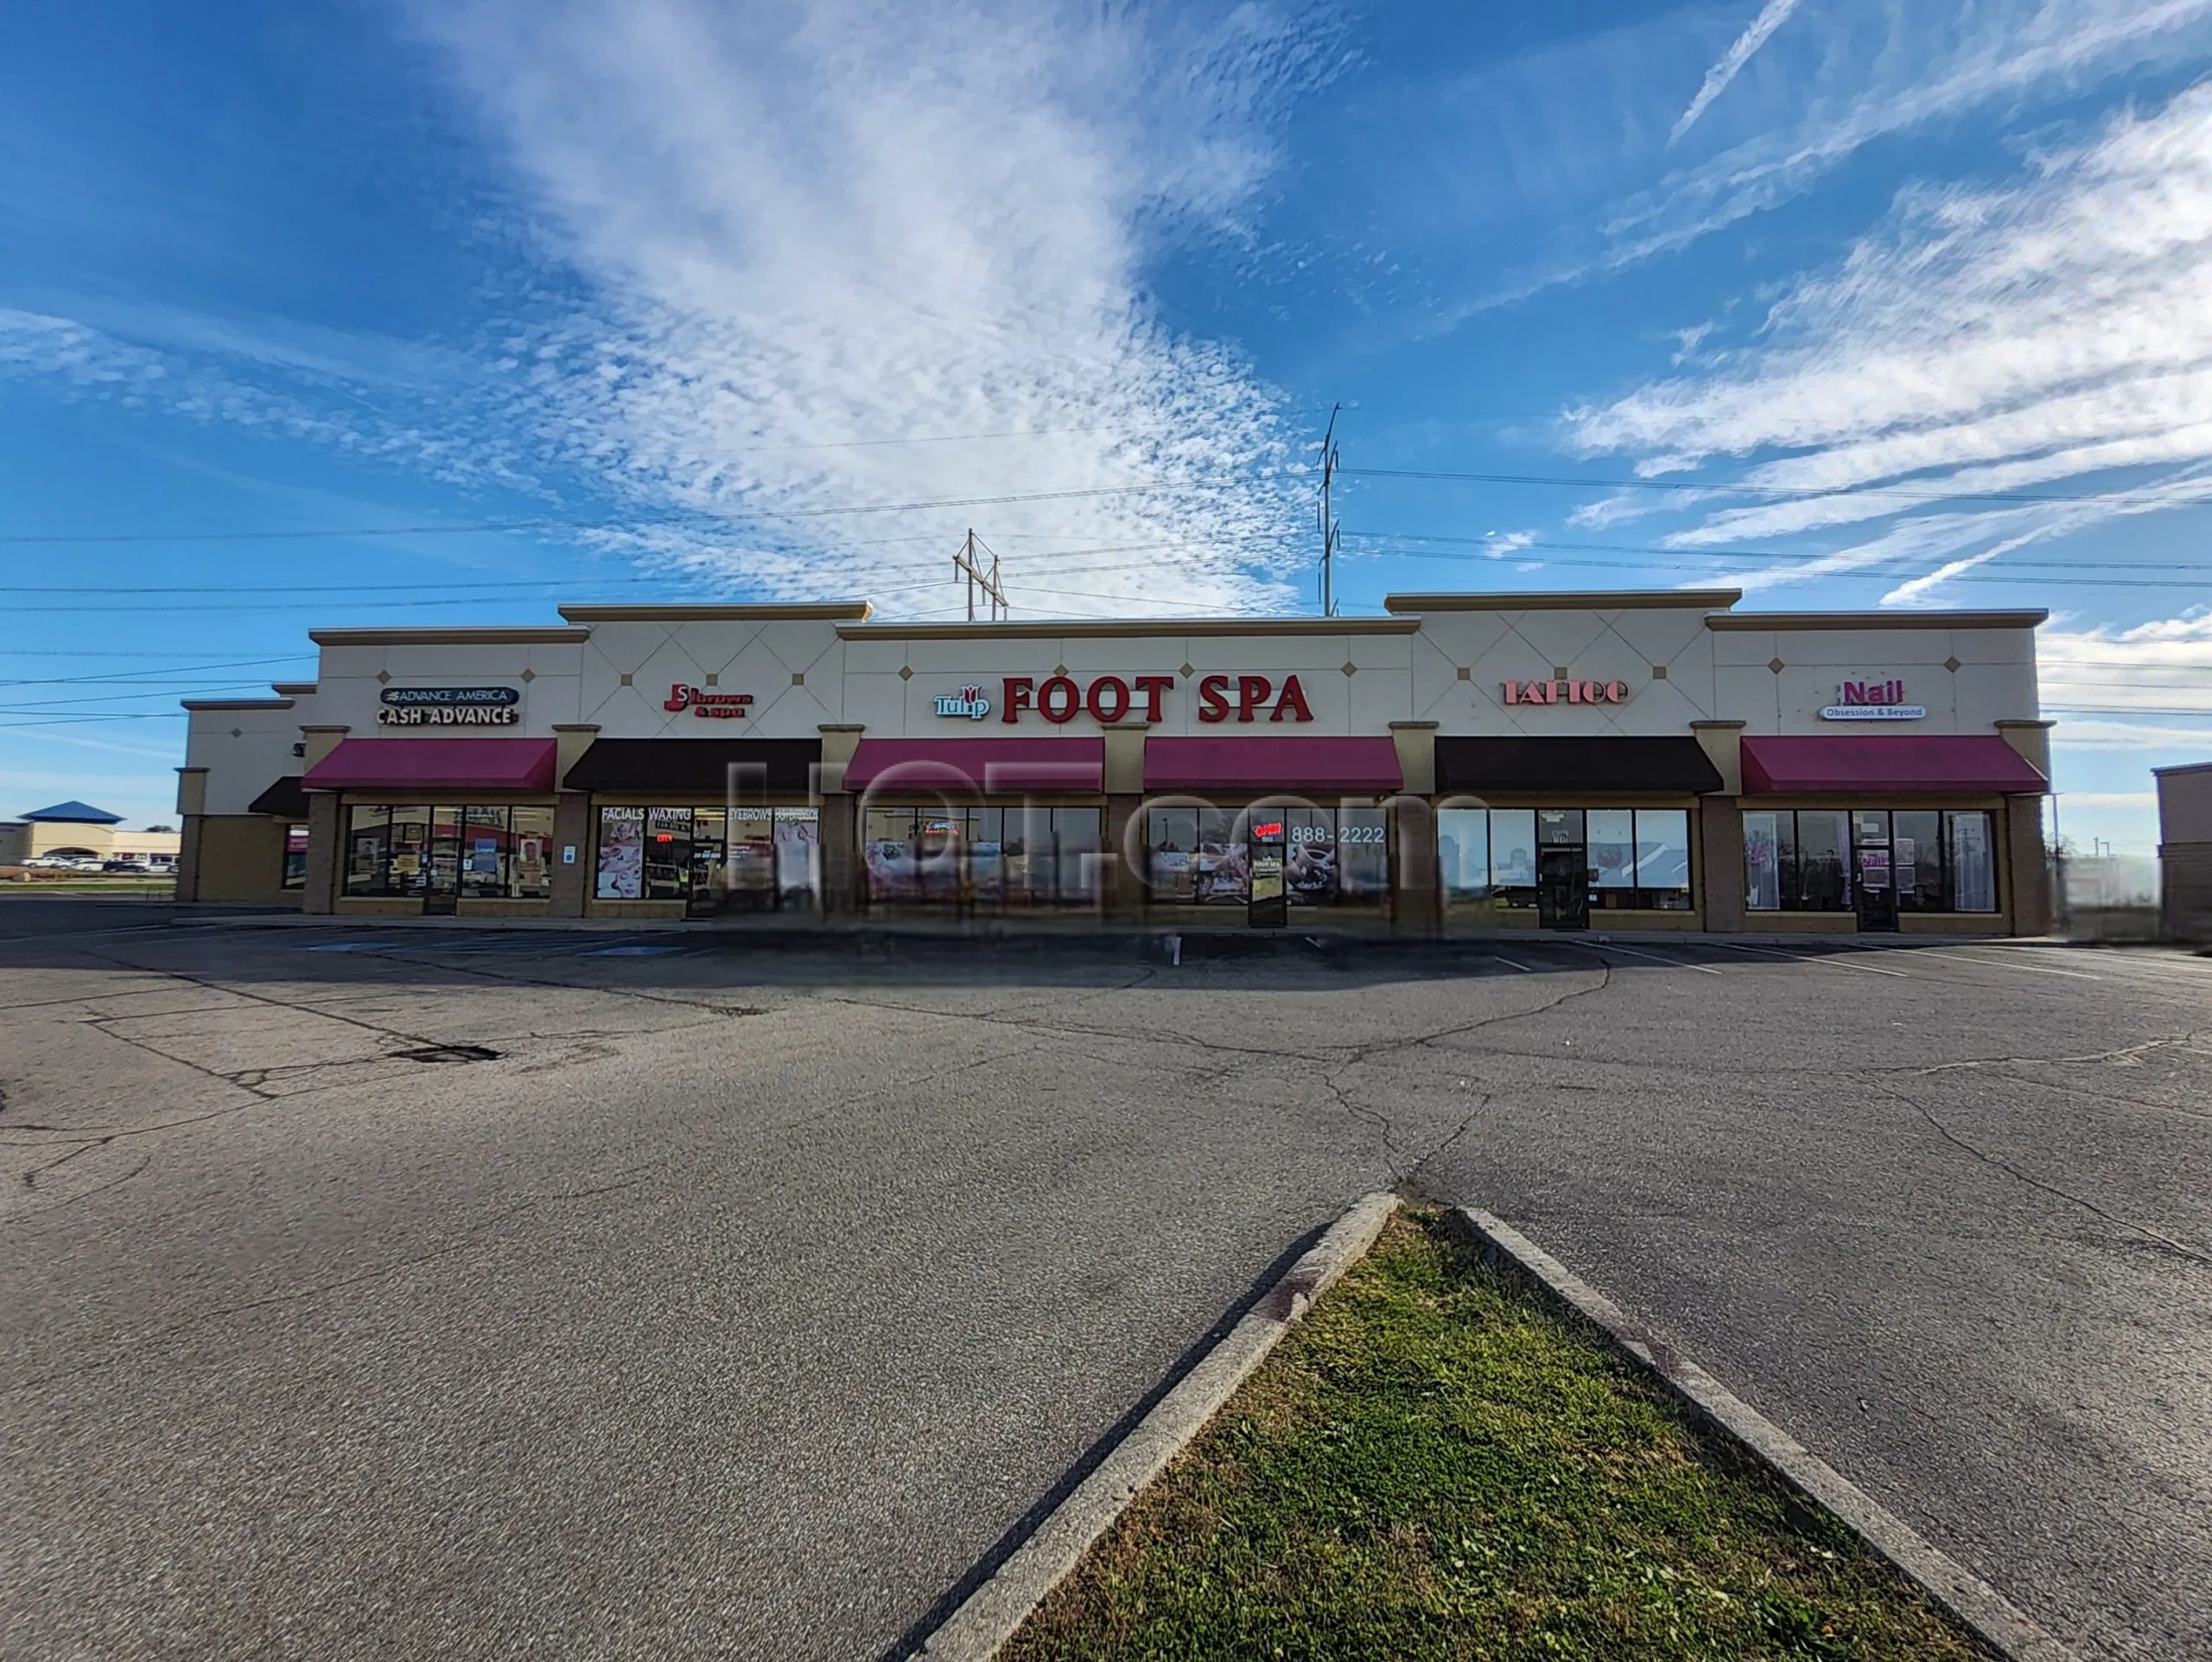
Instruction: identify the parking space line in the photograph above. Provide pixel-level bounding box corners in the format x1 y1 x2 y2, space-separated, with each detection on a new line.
1487 953 1533 973
1908 949 2101 980
1714 941 1910 977
1579 941 1723 975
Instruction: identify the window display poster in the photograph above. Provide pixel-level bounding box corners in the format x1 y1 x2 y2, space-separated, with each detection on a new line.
1742 812 1781 910
469 837 500 876
773 812 818 897
1286 825 1336 903
597 806 645 900
1193 837 1249 904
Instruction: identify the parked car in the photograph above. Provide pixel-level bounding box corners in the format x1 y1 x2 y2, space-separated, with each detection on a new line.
102 859 147 873
23 855 71 869
70 858 106 872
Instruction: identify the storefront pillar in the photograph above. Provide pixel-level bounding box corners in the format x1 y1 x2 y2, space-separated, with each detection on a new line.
1103 794 1143 924
302 791 340 915
2004 795 2053 936
817 793 857 918
1391 796 1440 936
1700 797 1745 933
550 793 592 917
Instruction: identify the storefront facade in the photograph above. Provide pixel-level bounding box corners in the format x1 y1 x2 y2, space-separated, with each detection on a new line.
175 592 2055 935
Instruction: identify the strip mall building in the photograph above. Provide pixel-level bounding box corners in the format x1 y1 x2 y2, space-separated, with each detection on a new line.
175 590 2056 936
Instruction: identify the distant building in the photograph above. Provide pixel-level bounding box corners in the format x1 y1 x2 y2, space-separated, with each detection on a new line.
0 802 182 866
2155 762 2212 943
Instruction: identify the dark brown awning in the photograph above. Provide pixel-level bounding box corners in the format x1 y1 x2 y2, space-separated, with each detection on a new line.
1435 737 1723 795
246 776 309 818
563 738 822 794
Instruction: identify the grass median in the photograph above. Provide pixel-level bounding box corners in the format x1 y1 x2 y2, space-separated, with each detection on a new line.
1005 1211 1987 1662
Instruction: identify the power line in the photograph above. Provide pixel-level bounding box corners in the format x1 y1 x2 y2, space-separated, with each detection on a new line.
1344 530 2212 571
0 480 1270 548
1339 467 2212 509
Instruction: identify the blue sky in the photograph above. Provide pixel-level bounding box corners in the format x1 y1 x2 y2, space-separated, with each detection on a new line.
4 0 2209 854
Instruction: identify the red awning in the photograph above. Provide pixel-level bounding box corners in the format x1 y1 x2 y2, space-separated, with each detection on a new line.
1144 735 1403 793
302 737 559 793
1740 735 2046 795
843 737 1103 793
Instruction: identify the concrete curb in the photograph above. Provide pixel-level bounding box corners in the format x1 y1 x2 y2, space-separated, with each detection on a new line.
1441 1207 2080 1662
910 1190 1402 1662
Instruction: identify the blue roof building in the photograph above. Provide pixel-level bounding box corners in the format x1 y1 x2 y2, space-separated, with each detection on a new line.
20 801 126 825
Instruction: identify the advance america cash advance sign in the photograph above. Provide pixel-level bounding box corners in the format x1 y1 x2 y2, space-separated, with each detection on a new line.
378 687 520 726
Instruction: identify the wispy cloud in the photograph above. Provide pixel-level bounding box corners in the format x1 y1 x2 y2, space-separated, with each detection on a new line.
2040 607 2212 714
1571 80 2212 601
1670 0 1804 144
413 0 1340 617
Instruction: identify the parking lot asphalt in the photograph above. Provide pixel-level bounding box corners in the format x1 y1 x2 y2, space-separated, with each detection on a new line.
1 901 2206 1662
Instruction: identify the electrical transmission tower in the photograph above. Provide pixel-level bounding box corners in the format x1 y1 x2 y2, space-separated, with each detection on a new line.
1318 404 1343 617
954 528 1008 622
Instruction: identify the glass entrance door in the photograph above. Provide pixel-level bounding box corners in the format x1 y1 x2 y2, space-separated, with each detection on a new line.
1853 810 1898 932
1537 849 1589 929
1535 808 1589 930
423 806 461 915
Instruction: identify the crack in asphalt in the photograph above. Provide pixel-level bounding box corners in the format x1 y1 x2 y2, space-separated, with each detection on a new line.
1870 1078 2212 1270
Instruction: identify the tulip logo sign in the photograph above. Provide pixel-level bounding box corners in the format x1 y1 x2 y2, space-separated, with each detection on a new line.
934 685 993 720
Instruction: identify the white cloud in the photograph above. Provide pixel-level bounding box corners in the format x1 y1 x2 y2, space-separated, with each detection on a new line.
1571 80 2212 600
1670 0 1804 144
1605 0 2212 272
2039 608 2212 714
413 0 1337 617
2050 718 2212 748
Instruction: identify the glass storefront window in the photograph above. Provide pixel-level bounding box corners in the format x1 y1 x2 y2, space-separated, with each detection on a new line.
461 806 508 899
1745 809 1996 914
1440 807 1691 911
865 804 1100 911
1796 811 1852 911
1489 809 1537 904
1147 807 1199 904
1338 807 1388 899
345 805 395 895
1634 809 1691 907
1892 810 1942 912
1587 809 1635 891
1195 806 1248 905
773 809 819 909
1744 812 1783 910
643 807 692 901
282 825 309 889
596 806 645 899
1437 808 1489 900
511 807 555 899
1949 811 1995 912
346 805 554 901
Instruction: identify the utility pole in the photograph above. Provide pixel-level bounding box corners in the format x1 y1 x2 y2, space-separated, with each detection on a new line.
1317 404 1342 617
954 528 1008 622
